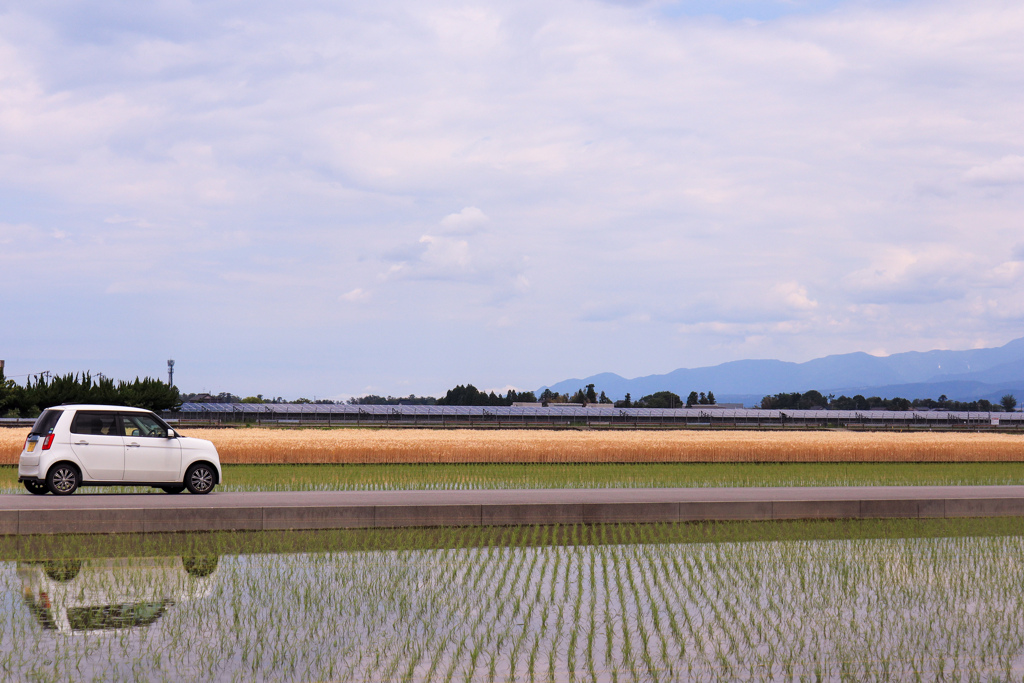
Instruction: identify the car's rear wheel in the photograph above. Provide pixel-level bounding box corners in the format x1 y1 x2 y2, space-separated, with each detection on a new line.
23 480 48 495
43 559 82 582
46 464 80 496
160 485 185 494
184 463 215 495
183 556 219 577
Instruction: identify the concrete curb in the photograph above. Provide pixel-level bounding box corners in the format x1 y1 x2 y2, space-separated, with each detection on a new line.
3 497 1024 535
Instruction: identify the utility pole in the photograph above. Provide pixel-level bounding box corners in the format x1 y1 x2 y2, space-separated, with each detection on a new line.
167 359 175 387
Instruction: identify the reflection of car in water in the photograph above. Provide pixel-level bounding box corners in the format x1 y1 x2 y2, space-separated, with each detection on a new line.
18 556 219 634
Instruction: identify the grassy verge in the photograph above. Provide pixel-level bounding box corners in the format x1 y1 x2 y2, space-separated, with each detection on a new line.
5 516 1024 561
215 461 1024 490
5 461 1024 493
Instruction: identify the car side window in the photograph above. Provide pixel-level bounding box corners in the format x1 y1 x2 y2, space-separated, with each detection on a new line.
70 412 119 436
120 413 168 438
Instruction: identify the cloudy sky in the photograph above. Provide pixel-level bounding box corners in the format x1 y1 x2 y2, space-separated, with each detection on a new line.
2 0 1023 399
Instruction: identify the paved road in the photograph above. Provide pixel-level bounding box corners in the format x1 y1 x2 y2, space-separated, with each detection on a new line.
4 485 1024 510
3 486 1024 535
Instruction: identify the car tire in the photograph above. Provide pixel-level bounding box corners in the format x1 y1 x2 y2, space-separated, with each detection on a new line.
46 464 80 496
182 556 219 577
24 480 48 495
160 485 185 494
43 559 83 582
184 463 216 495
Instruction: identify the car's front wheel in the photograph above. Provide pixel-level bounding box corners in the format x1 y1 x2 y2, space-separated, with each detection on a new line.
23 480 48 495
184 463 216 495
46 464 80 496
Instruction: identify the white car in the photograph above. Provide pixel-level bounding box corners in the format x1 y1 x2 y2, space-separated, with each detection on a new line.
17 404 222 495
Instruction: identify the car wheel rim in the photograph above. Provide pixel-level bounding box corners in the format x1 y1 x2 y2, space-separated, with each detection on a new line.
190 468 213 492
53 469 76 492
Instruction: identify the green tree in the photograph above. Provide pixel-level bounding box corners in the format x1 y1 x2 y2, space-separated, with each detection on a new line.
241 396 265 404
687 391 699 407
637 391 682 409
706 391 716 405
0 365 20 417
438 384 486 406
598 391 612 404
1001 394 1018 412
585 383 597 403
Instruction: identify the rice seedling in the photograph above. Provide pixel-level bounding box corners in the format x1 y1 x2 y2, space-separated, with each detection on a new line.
5 520 1024 680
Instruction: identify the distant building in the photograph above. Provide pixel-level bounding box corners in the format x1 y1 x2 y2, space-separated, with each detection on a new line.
514 402 591 408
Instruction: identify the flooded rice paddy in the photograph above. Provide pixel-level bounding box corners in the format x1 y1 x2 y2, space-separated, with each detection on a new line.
2 522 1024 681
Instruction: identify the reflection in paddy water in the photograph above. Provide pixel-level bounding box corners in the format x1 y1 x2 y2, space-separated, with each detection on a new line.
1 533 1023 681
17 556 218 636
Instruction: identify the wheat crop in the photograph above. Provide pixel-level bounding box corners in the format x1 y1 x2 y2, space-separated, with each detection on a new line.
3 427 1022 466
184 428 1024 464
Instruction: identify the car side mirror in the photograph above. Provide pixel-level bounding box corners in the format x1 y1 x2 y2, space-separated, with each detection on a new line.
166 428 176 438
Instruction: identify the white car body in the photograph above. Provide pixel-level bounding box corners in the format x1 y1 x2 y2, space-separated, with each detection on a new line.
17 404 222 494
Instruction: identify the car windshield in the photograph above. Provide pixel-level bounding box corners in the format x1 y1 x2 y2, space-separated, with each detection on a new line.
120 413 169 438
67 602 170 631
29 410 62 437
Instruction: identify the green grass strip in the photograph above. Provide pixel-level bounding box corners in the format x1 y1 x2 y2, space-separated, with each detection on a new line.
149 460 1024 491
6 461 1024 493
214 462 1024 491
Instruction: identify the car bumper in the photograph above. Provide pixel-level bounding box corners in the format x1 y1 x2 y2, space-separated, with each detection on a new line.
18 458 41 480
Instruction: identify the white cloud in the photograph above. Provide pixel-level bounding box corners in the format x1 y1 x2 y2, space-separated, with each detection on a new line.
772 282 818 311
418 234 471 270
964 156 1024 186
439 206 489 234
340 288 370 302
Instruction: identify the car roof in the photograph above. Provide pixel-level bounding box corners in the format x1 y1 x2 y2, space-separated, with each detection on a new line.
54 405 152 413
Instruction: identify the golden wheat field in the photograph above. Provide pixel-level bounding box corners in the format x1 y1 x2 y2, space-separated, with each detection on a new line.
3 427 1023 465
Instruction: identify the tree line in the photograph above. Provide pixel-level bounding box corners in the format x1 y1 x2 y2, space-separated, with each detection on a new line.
760 390 1018 412
0 370 181 417
436 385 537 406
537 385 717 408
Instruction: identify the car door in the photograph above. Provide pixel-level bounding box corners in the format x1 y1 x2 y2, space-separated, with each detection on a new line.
120 412 181 482
69 411 125 481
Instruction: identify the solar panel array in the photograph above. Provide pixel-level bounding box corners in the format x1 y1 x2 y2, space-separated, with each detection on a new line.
174 403 1024 423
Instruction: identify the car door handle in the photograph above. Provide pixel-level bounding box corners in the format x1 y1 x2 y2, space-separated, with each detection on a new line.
75 440 88 445
126 443 141 448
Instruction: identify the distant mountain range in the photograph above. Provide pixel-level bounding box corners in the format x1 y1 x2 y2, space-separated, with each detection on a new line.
540 337 1024 406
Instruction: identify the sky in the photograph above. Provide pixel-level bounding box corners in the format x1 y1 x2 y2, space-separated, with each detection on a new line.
1 0 1023 400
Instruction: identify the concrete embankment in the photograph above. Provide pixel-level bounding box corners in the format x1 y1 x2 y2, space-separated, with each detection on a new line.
3 486 1024 535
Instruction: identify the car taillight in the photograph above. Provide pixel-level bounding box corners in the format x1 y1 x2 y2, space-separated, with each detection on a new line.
41 434 55 450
